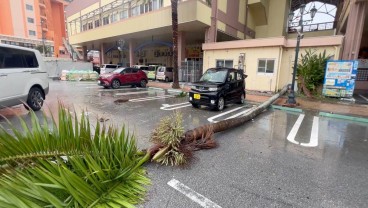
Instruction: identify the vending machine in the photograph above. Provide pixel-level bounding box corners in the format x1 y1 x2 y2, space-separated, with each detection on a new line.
322 60 358 98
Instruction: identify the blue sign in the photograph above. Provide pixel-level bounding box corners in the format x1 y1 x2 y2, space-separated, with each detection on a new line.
322 60 358 98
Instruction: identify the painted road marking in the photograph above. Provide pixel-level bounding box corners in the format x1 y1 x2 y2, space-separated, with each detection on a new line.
286 114 319 147
160 102 192 110
129 95 175 102
286 114 305 145
225 107 254 120
301 116 319 147
86 86 103 89
167 179 222 208
115 91 152 96
207 106 247 123
358 94 368 102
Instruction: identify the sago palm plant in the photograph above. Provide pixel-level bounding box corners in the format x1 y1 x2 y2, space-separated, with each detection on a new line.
0 105 150 207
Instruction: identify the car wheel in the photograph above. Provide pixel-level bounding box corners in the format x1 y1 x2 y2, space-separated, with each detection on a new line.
192 103 199 108
140 79 147 88
25 87 44 111
238 93 245 104
217 97 225 111
165 77 169 82
111 79 120 89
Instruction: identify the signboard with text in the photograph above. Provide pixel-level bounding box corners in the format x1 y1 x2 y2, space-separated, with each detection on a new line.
322 60 358 98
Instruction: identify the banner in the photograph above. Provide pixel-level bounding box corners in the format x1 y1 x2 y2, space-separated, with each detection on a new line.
322 60 358 98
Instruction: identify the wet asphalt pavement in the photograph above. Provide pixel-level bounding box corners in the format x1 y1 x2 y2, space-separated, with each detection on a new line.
1 80 368 208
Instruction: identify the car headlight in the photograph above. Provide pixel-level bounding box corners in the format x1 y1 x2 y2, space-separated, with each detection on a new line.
208 87 218 91
191 86 197 90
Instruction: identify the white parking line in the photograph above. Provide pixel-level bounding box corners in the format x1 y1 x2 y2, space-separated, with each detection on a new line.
301 116 319 147
86 86 103 89
115 91 151 96
358 94 368 102
207 106 247 123
286 114 305 145
225 107 254 120
160 102 192 110
168 179 222 208
287 114 319 147
129 95 175 102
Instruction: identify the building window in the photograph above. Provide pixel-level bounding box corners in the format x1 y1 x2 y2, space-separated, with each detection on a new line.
95 20 100 28
27 17 34 23
82 24 87 31
26 4 33 11
216 59 233 68
88 22 93 29
29 30 36 36
103 16 109 25
131 6 140 16
111 13 118 23
257 59 275 73
120 10 128 19
152 0 163 10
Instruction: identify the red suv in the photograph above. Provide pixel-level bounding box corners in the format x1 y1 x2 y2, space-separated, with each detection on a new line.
98 67 148 89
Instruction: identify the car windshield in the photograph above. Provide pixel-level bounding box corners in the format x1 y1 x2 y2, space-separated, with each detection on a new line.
199 69 227 83
112 68 124 73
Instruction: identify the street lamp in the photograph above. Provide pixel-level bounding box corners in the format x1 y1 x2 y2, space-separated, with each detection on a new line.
286 4 317 105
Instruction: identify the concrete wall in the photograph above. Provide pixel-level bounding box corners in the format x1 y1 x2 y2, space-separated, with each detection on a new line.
44 58 93 78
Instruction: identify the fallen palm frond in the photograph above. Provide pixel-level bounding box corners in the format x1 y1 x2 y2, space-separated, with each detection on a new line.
0 103 150 207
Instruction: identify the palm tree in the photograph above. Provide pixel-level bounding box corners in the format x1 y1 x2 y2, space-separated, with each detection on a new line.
171 0 180 89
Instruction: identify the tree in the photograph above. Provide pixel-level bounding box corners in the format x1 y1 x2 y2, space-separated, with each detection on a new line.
297 49 330 98
171 0 180 89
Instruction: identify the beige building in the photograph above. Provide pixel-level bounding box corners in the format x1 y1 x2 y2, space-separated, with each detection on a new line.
65 0 368 92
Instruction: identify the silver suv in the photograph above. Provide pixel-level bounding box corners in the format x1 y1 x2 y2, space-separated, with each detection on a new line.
0 44 49 111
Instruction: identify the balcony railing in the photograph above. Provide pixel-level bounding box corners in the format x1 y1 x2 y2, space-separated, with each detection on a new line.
288 21 336 33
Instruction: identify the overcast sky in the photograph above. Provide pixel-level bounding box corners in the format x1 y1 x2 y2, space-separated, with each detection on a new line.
292 1 336 24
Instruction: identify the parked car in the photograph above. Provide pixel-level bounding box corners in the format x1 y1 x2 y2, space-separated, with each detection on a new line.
156 66 173 82
188 67 246 111
133 65 149 75
98 67 148 89
0 43 49 111
147 65 160 80
100 64 120 74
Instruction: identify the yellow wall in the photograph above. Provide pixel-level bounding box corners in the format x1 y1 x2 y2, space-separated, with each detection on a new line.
101 0 115 7
278 46 340 91
81 2 99 16
218 0 227 13
238 0 246 24
217 20 226 32
237 31 244 39
68 1 208 45
203 47 281 91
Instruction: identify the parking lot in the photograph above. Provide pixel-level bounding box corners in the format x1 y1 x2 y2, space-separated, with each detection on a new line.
1 80 368 208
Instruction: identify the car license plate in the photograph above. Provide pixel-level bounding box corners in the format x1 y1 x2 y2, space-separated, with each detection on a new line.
194 94 200 99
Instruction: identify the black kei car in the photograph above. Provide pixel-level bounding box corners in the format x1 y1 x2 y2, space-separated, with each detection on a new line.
189 67 247 111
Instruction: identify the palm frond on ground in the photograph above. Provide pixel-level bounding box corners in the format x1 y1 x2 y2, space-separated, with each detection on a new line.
0 104 150 207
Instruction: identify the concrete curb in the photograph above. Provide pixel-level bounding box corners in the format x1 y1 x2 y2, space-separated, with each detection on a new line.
271 105 303 113
319 112 368 123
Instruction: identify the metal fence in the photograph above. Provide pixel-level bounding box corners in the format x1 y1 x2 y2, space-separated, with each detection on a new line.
179 61 203 83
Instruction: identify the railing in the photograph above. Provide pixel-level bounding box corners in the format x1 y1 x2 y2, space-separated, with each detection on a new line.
288 21 335 33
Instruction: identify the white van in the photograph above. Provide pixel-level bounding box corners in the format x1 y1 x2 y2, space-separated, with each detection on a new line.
156 66 173 82
0 44 49 111
100 64 120 74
